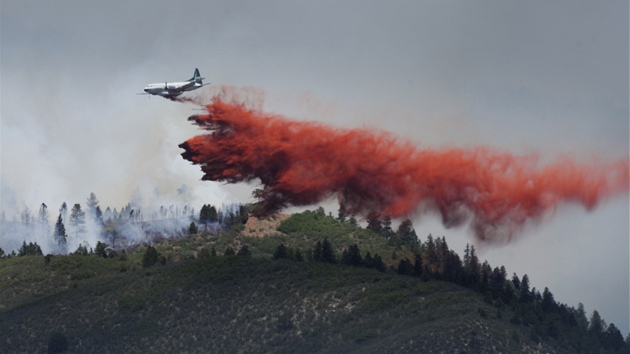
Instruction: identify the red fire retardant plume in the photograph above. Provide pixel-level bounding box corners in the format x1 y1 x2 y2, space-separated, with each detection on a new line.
179 91 629 242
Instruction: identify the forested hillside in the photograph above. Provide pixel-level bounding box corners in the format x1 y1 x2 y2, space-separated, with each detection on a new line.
1 208 628 353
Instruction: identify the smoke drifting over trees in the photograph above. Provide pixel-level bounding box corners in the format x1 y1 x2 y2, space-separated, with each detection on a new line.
0 189 246 255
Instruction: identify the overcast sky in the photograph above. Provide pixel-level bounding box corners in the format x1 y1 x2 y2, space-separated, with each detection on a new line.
1 1 628 333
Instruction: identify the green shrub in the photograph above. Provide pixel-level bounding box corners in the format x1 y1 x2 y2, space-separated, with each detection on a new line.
142 246 160 267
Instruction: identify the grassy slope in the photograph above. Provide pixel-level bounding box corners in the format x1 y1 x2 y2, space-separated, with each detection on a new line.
0 212 564 353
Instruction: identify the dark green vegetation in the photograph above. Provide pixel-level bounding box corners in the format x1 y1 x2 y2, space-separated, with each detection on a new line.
1 208 628 353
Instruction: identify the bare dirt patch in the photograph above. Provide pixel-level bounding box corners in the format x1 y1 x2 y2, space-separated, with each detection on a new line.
242 213 291 237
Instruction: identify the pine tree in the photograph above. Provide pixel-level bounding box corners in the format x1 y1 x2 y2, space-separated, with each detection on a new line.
321 238 336 264
381 215 393 239
574 303 589 330
199 204 219 229
53 214 67 249
603 323 625 351
236 245 251 257
94 241 109 258
273 244 290 260
312 241 323 262
413 253 423 278
18 241 43 256
372 253 386 272
520 274 531 303
341 244 363 266
337 205 348 223
366 212 382 235
397 219 418 248
59 202 68 223
95 206 103 226
38 203 50 224
142 246 160 267
588 310 605 335
188 222 198 235
423 234 438 275
86 192 99 216
69 203 86 237
397 258 413 275
541 287 557 313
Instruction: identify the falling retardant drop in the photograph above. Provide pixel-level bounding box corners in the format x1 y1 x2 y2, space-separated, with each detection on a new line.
178 87 629 243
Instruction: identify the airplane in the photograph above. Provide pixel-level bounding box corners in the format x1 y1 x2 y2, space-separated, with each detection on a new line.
140 68 209 99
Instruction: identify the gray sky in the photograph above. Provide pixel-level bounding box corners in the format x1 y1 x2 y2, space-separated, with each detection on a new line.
1 1 628 333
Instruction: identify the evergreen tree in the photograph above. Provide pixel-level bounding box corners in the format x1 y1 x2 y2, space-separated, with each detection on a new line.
364 253 386 272
380 215 393 239
489 266 506 298
588 310 605 335
337 205 348 223
69 203 86 237
199 204 219 229
397 258 413 276
142 246 160 267
94 241 108 258
511 273 521 292
364 252 373 267
479 261 492 292
520 274 531 303
273 243 290 260
0 247 4 258
188 222 198 235
397 219 418 248
294 249 304 262
603 323 624 351
541 287 557 313
17 241 43 256
463 244 471 267
94 206 103 226
320 238 336 264
104 207 112 221
312 241 323 262
21 206 33 225
38 203 50 224
366 212 382 235
53 214 67 249
236 245 251 257
413 253 423 278
73 243 89 256
86 192 99 218
574 303 589 330
341 244 363 267
423 234 439 275
59 202 68 223
238 204 249 224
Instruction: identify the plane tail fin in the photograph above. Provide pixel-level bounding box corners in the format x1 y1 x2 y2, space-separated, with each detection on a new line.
189 68 203 84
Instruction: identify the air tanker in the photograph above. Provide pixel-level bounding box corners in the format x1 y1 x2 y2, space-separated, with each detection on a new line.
140 68 209 99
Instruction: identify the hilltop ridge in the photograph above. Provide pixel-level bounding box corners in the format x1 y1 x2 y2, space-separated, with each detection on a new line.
1 209 627 353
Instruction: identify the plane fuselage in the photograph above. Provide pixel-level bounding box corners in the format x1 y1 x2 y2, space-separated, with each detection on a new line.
142 68 207 99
